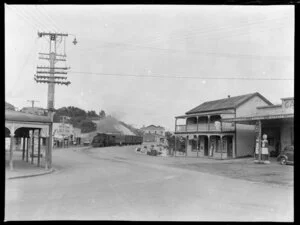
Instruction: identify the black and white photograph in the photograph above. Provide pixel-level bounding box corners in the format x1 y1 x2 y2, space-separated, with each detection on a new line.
5 4 294 221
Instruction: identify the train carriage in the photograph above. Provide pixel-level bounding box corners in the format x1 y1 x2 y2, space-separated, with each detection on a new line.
92 133 142 147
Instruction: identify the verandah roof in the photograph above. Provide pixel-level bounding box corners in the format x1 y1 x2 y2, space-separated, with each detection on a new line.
221 113 294 124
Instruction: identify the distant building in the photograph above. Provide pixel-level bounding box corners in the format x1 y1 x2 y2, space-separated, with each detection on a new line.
53 123 82 147
140 125 167 149
141 125 165 136
20 107 47 116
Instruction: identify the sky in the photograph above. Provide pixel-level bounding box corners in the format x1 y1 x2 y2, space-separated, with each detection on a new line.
5 5 294 131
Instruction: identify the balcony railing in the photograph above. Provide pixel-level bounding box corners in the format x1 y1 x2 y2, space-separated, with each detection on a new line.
175 122 235 132
176 125 186 132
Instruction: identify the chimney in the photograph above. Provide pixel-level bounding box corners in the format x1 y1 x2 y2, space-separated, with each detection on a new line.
228 95 231 98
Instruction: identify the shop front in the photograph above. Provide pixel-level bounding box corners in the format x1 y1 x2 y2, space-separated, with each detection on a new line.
222 97 294 162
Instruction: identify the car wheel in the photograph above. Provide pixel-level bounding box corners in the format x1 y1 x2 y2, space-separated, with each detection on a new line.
280 157 287 165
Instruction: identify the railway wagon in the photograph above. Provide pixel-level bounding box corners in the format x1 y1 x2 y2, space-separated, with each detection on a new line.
92 133 142 147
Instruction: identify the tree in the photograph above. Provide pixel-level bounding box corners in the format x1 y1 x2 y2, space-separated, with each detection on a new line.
80 119 97 133
99 110 106 119
165 131 175 149
87 110 98 118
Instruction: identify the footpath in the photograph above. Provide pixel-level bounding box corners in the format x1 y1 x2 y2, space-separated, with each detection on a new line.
5 150 54 179
5 146 86 179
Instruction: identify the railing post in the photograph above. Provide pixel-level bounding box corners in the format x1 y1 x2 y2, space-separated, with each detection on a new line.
22 136 26 161
38 129 41 167
207 135 211 157
220 135 223 160
186 135 188 157
26 135 30 162
207 115 210 131
258 120 262 163
185 118 188 132
31 129 35 164
196 135 199 158
9 133 15 170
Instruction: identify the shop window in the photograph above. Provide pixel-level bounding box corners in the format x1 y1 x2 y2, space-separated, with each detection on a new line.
190 139 197 151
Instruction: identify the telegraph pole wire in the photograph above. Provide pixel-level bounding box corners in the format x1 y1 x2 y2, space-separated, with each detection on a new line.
68 71 294 81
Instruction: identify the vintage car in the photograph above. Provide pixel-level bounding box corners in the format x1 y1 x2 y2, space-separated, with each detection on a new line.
277 145 294 165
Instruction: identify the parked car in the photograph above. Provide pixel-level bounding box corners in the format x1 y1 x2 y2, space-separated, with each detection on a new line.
277 145 294 165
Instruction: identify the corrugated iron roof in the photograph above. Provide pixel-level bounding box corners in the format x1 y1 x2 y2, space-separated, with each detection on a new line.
141 125 165 130
186 92 272 114
5 110 52 123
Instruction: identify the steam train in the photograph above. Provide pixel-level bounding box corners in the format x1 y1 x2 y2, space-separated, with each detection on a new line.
91 133 143 147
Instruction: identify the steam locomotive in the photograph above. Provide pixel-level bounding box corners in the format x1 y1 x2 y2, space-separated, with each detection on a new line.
91 133 143 147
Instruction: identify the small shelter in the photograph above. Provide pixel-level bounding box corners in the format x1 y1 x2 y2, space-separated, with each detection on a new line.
5 110 52 170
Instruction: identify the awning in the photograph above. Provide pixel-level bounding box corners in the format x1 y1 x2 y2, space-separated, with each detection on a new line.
221 113 294 124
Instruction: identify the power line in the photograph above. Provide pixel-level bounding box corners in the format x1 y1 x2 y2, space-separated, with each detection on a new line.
78 13 290 53
39 6 63 32
69 71 294 81
5 5 40 31
131 8 290 46
33 6 58 33
77 21 291 61
81 39 292 61
135 14 291 46
15 5 49 31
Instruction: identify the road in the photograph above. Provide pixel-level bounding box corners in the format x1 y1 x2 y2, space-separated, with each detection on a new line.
5 146 293 221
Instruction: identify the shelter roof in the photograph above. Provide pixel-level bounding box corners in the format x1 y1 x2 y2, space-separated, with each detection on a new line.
5 110 52 123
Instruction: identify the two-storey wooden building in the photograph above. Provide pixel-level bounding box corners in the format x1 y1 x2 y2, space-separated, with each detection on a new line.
174 92 272 159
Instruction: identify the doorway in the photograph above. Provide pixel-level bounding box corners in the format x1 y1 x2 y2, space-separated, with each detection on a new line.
226 136 233 158
262 127 281 157
198 136 209 156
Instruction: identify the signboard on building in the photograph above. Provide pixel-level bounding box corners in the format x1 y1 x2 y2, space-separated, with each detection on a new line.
53 123 74 139
282 98 294 114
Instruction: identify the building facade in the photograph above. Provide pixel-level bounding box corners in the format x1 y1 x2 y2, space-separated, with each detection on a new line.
141 125 166 136
53 123 82 147
222 97 294 157
141 125 167 149
174 93 273 159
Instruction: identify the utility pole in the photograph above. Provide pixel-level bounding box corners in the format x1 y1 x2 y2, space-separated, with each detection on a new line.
34 31 77 169
27 100 40 108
